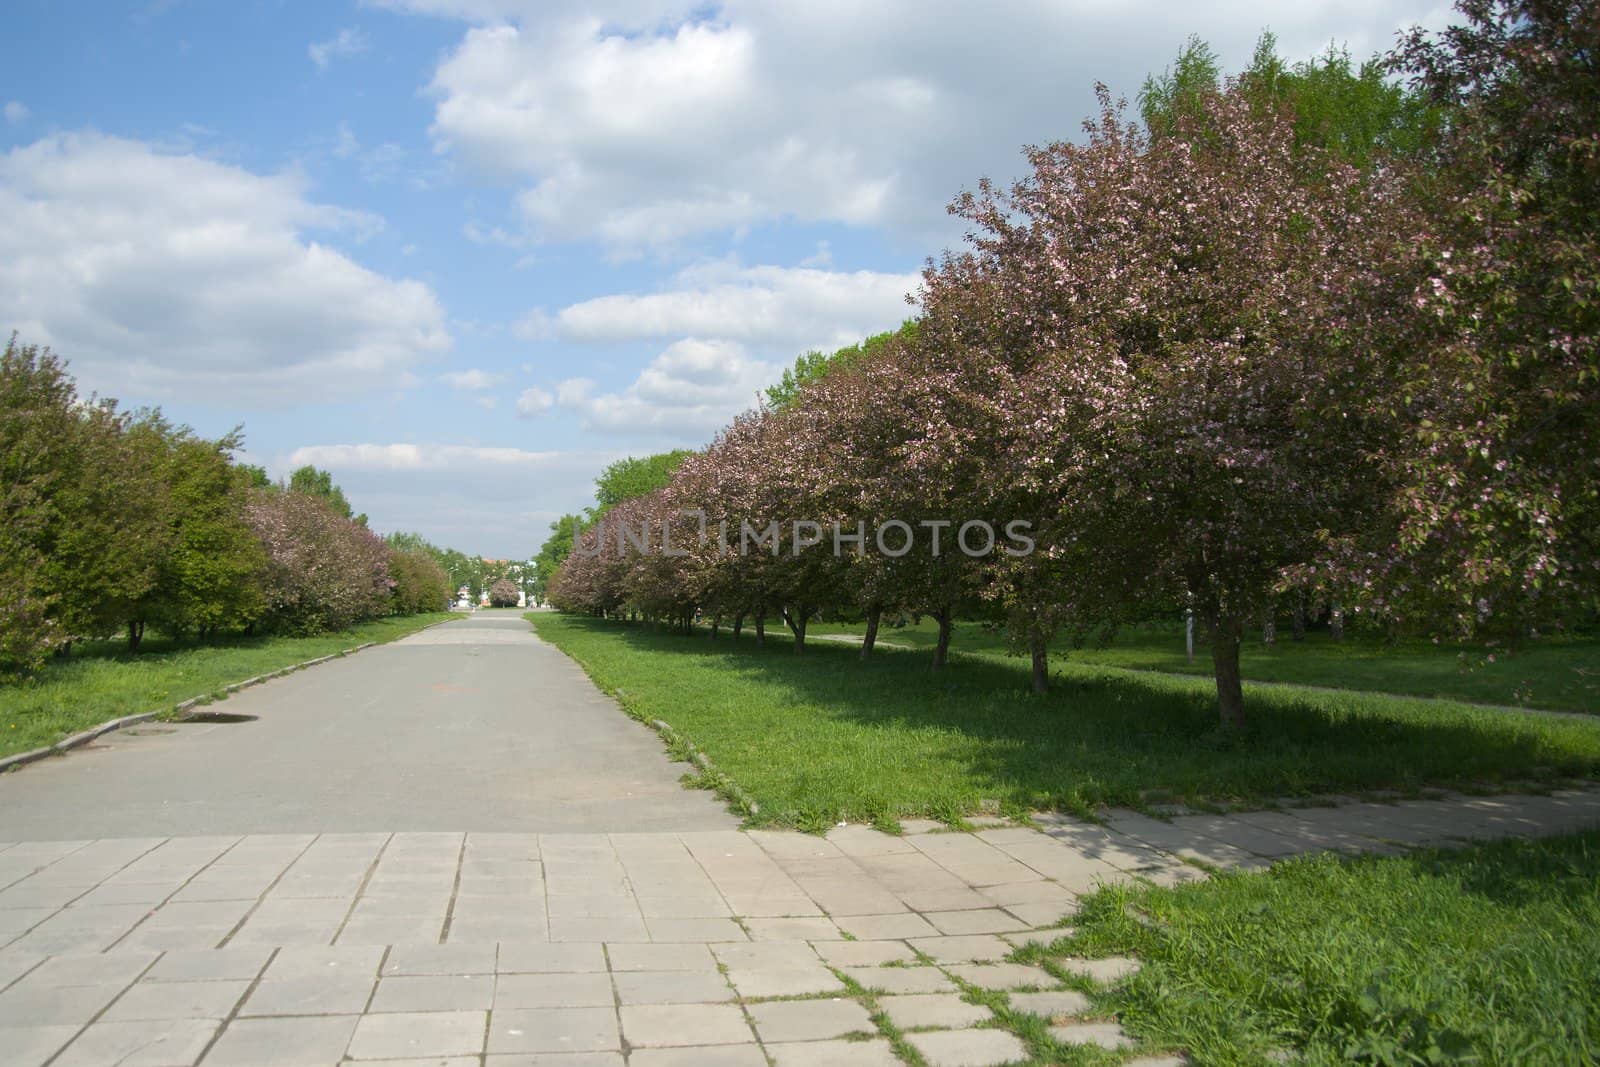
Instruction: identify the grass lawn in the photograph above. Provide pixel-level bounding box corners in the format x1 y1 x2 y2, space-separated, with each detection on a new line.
0 613 454 760
1012 830 1600 1065
808 617 1600 713
528 614 1600 828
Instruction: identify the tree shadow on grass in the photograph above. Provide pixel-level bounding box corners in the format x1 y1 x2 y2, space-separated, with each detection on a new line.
549 617 1600 823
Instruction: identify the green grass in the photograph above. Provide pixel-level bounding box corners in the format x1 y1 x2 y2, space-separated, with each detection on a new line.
807 617 1600 714
528 614 1600 828
1017 831 1600 1065
0 613 454 760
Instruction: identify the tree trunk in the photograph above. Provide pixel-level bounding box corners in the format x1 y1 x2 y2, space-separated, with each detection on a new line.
931 606 953 670
1210 614 1245 728
710 616 720 639
755 611 765 645
1262 611 1276 646
861 606 881 660
1030 628 1049 695
1291 594 1307 642
732 613 745 641
127 620 144 653
790 604 808 654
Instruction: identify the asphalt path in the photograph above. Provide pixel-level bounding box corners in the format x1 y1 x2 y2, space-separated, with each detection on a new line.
0 612 737 839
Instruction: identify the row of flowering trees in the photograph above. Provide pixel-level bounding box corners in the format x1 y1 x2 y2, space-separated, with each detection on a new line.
550 0 1599 727
0 339 453 675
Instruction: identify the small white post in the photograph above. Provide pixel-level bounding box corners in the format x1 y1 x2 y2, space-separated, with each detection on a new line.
1185 608 1195 664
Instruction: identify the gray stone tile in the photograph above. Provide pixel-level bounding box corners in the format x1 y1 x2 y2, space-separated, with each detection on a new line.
925 909 1030 936
1007 990 1092 1018
612 970 733 1005
767 1039 903 1067
199 1015 358 1066
906 935 1011 963
20 950 156 987
0 1024 78 1067
143 949 272 986
1050 1020 1133 1049
548 916 649 943
629 1047 767 1067
710 942 817 970
0 982 127 1026
52 1018 218 1067
833 913 939 940
239 974 375 1017
103 979 248 1021
371 975 495 1012
346 1010 487 1060
497 944 607 973
115 925 235 952
262 944 383 980
619 1003 753 1047
1055 956 1141 984
744 917 842 941
906 1028 1029 1067
644 918 746 942
383 943 497 977
486 1007 620 1054
841 965 956 994
944 963 1055 991
880 992 991 1030
813 940 914 967
494 972 615 1009
725 966 845 998
747 997 875 1042
482 1055 622 1066
605 943 715 972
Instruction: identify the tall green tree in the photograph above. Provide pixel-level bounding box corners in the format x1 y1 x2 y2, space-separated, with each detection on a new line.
764 321 919 411
287 464 365 525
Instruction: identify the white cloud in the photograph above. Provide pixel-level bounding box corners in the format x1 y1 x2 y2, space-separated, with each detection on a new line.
515 385 554 417
439 368 507 390
555 377 594 406
277 440 619 554
566 338 778 436
391 1 1447 252
0 132 450 405
3 101 28 125
553 262 917 355
288 442 562 471
309 27 370 69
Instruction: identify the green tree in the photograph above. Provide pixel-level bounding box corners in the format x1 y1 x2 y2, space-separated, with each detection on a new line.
150 429 267 641
1142 32 1433 167
593 451 693 514
287 464 365 525
764 321 919 411
0 338 75 672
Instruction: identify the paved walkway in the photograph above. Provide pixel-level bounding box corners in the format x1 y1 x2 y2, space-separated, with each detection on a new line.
0 613 736 839
2 614 1598 1065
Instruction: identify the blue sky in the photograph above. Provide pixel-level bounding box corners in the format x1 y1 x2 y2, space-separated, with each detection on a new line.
0 0 1446 557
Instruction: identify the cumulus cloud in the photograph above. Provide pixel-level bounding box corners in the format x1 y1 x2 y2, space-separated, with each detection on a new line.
0 132 449 405
3 101 28 125
439 368 507 389
309 27 370 69
552 261 918 355
561 338 778 436
388 0 1446 252
515 385 554 417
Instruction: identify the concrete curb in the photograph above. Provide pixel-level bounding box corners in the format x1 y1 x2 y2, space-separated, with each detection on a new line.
0 639 383 775
650 717 761 818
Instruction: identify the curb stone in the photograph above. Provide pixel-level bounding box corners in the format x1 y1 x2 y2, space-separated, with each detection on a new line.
0 638 392 775
650 717 761 818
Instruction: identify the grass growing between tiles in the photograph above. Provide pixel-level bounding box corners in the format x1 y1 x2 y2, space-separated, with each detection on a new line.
527 613 1600 829
1015 830 1600 1065
0 613 455 759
